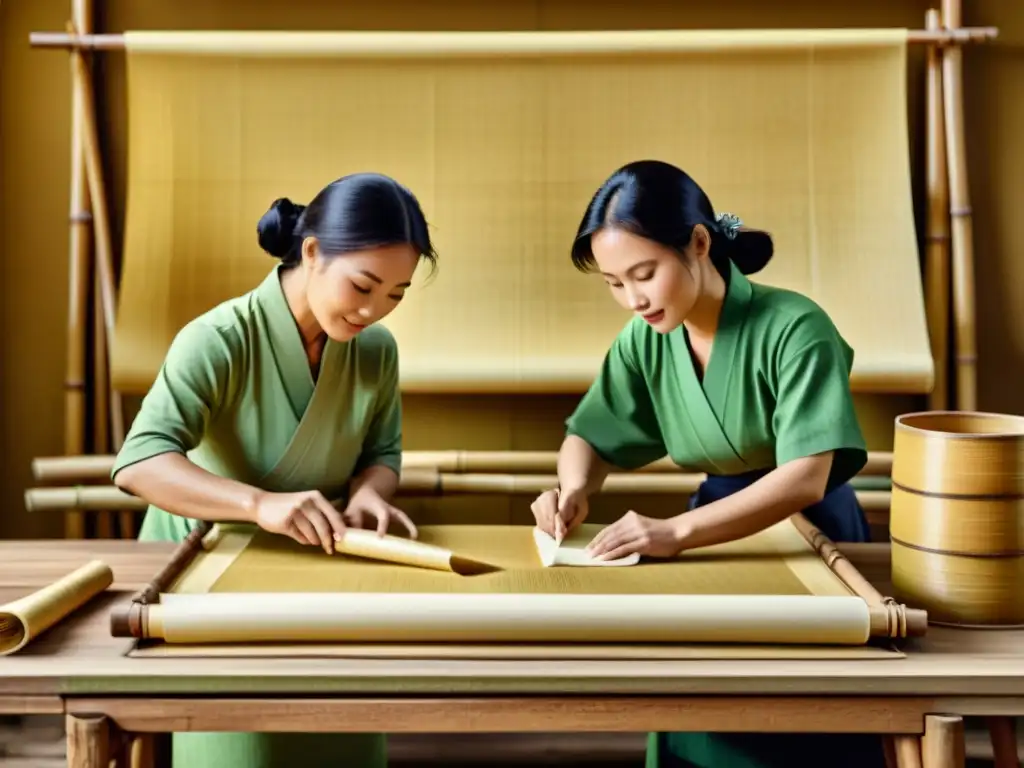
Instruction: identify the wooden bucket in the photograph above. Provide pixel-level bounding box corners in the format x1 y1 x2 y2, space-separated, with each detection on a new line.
890 411 1024 627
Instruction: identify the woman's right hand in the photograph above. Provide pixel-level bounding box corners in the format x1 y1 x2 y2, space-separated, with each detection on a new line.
530 487 589 541
253 490 347 554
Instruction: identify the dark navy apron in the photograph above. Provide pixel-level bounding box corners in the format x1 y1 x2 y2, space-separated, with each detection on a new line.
688 468 872 544
652 469 884 768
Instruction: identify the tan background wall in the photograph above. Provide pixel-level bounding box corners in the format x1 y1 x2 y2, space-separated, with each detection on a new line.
1 0 1021 539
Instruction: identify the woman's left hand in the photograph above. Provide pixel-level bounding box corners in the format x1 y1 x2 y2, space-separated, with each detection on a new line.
586 510 683 560
341 490 418 539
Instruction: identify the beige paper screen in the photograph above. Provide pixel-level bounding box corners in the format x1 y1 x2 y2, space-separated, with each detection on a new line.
112 29 932 395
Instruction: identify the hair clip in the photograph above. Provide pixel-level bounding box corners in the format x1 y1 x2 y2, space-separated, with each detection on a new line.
715 212 742 240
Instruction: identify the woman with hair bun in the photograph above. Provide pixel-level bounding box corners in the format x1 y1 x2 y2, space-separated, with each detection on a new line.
531 160 881 767
111 172 436 768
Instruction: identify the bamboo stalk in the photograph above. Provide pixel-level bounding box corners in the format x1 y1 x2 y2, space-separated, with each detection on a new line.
62 13 90 540
70 21 131 541
941 0 978 412
28 27 999 52
72 1 115 540
22 476 892 512
29 450 896 483
925 8 951 412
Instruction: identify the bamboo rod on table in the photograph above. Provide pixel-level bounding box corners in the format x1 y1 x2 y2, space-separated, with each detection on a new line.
22 475 892 512
29 450 896 483
941 0 978 412
925 8 951 412
27 27 999 52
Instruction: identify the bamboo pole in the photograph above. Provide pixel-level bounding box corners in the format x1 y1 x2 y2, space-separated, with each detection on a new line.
28 27 999 51
29 450 896 484
22 475 892 512
62 12 91 540
925 8 951 412
70 0 119 539
941 0 978 411
68 19 128 551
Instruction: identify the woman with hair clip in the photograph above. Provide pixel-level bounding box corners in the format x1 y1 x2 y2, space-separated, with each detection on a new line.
531 160 880 768
112 172 436 768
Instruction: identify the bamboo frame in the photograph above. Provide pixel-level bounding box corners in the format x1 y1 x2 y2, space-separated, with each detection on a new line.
107 511 928 644
28 11 994 540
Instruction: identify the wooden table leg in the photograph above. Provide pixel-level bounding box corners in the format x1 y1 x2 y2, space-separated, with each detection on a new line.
66 713 110 768
889 734 924 768
922 714 965 768
987 716 1020 768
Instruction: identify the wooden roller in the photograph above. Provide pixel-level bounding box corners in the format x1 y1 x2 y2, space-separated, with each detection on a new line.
890 411 1024 626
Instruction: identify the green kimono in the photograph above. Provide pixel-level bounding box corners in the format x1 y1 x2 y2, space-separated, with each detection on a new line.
112 264 400 768
566 260 881 768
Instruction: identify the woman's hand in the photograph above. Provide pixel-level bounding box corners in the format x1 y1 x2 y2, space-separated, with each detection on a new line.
530 487 589 541
586 510 684 560
253 490 348 553
342 488 418 539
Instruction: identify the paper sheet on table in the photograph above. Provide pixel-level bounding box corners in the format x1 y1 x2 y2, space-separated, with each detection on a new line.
533 526 640 567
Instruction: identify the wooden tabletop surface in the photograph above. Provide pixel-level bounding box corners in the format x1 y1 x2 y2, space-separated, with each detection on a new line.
0 540 1022 700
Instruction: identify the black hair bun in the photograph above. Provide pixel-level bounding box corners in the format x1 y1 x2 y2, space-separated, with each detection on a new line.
257 197 306 260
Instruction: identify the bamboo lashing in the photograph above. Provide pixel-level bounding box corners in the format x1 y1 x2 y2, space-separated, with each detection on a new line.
0 560 113 655
28 450 896 483
29 27 1000 51
22 473 893 512
889 411 1024 627
940 0 978 412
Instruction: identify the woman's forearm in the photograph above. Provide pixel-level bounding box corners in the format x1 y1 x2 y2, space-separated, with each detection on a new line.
557 434 612 496
349 464 400 503
673 453 834 551
113 452 261 523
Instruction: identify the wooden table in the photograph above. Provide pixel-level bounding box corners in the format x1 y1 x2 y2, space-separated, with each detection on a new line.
0 540 1021 768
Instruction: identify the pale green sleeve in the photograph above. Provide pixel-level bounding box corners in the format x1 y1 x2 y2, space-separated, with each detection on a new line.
353 333 403 478
771 311 867 491
111 321 234 481
565 323 667 470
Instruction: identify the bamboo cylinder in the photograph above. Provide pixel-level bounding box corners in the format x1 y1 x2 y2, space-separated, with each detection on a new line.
924 8 950 412
941 0 978 412
890 411 1024 626
23 476 893 512
63 8 92 541
28 450 896 484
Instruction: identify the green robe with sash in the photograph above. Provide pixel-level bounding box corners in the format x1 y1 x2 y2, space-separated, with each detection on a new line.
566 260 881 768
112 264 401 768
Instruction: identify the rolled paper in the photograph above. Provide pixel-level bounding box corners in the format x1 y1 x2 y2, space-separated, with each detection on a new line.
145 592 874 646
0 560 113 655
334 529 498 575
121 29 911 58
